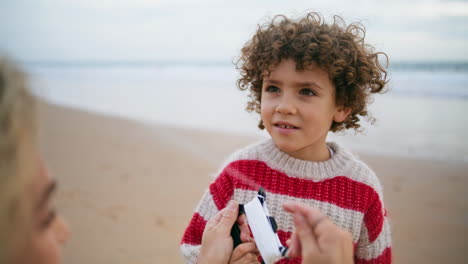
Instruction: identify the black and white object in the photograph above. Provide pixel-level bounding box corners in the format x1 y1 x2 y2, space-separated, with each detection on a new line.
230 188 288 264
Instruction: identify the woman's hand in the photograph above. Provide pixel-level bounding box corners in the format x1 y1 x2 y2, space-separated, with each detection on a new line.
198 200 254 264
228 211 259 264
283 201 354 264
228 241 259 264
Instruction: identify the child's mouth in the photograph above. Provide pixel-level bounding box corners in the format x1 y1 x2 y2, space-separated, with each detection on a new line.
274 122 299 129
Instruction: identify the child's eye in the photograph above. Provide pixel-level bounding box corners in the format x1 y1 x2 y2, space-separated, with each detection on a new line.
265 86 280 93
299 88 317 96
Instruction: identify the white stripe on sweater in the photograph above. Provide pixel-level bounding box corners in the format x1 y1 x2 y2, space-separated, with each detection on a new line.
180 244 201 264
356 217 392 260
194 190 219 221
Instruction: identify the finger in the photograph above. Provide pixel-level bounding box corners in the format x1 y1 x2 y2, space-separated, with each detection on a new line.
293 213 319 255
283 201 300 213
218 200 239 233
283 202 304 258
205 207 225 231
230 243 257 262
314 216 336 238
230 242 258 261
237 212 247 226
314 217 352 248
286 231 301 258
284 201 326 231
231 253 259 264
237 214 252 242
242 253 259 263
231 252 259 264
290 231 300 254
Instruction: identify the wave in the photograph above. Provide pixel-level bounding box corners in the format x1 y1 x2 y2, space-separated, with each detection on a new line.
390 62 468 73
20 60 468 73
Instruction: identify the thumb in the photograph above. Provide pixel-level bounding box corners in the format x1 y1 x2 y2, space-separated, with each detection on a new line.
293 213 319 255
218 200 239 232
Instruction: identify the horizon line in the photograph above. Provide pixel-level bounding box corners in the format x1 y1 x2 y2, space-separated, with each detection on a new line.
17 59 468 71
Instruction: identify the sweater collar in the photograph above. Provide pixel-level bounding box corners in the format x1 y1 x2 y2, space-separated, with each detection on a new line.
256 139 354 181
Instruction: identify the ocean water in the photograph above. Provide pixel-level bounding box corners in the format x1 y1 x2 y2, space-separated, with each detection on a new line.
25 62 468 162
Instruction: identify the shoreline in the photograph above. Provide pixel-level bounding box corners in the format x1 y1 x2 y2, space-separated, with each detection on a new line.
34 95 468 163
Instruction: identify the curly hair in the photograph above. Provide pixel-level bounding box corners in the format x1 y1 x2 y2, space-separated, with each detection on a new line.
236 12 388 132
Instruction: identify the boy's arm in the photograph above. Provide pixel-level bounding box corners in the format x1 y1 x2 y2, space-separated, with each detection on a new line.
180 169 235 264
355 197 392 264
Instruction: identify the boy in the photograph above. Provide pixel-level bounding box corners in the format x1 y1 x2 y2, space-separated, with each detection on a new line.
181 12 391 263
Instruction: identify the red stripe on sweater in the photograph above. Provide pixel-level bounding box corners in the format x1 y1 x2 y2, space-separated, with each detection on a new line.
223 160 376 212
215 160 384 242
365 199 385 242
277 230 291 245
209 170 235 210
356 247 392 264
181 213 206 245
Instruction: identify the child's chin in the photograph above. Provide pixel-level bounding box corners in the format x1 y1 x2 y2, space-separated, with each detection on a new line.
273 141 297 154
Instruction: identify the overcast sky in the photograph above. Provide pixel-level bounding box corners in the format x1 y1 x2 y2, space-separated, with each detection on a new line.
1 0 467 62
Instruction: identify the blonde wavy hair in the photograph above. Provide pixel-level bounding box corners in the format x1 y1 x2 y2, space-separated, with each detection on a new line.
0 57 37 264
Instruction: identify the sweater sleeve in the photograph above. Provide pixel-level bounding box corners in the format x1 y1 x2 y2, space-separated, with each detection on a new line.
180 166 235 264
355 195 392 264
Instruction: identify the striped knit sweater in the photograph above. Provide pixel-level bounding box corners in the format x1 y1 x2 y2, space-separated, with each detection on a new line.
181 139 392 263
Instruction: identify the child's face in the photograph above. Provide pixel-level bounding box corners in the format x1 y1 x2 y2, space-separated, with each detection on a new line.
260 59 349 161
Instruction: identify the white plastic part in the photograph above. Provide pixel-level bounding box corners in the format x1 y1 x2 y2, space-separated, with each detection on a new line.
244 196 283 264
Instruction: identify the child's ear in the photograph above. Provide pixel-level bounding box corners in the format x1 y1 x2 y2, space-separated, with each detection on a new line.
333 107 352 123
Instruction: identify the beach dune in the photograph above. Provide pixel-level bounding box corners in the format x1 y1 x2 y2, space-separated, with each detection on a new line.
39 102 468 263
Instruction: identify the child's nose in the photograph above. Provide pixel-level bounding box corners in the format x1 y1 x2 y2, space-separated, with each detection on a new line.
275 94 297 115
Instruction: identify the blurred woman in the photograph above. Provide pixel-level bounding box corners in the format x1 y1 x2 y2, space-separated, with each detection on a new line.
0 57 70 264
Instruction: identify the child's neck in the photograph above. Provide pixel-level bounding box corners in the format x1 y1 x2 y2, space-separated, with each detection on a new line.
285 142 331 162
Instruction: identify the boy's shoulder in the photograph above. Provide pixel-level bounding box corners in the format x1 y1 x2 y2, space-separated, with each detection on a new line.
217 139 272 169
333 143 376 176
209 139 269 181
330 142 385 198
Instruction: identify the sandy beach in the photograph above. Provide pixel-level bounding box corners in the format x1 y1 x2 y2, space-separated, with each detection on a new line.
38 101 468 263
